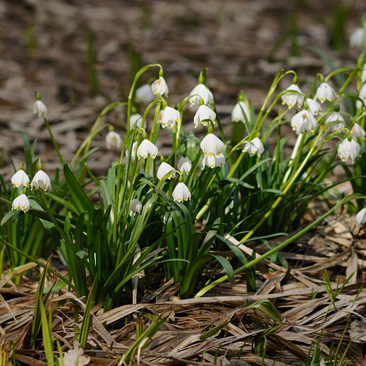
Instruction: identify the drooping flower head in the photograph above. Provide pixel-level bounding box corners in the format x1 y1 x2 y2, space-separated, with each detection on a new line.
12 194 30 213
189 84 214 107
357 83 366 110
126 141 138 160
137 140 158 159
231 101 250 123
159 107 180 130
156 162 176 180
200 134 225 158
178 157 192 174
194 105 216 128
106 131 122 150
58 342 90 366
316 83 337 103
135 84 155 104
11 169 29 188
350 27 365 48
338 138 361 163
350 123 365 139
31 170 51 191
202 154 226 169
325 112 346 133
172 182 191 202
130 114 143 129
243 138 264 157
151 76 169 97
291 110 317 135
33 100 47 117
281 84 304 109
306 98 322 116
355 208 366 225
130 199 142 214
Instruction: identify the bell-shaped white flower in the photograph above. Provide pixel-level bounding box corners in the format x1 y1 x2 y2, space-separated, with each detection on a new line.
12 194 30 213
306 98 322 115
194 105 216 128
281 84 304 109
202 154 225 169
126 141 138 160
325 112 345 133
316 83 337 103
357 83 366 110
172 182 191 202
178 157 192 173
130 114 143 129
31 170 51 191
355 208 366 225
200 134 225 157
151 76 169 97
137 139 158 159
243 138 264 157
189 84 214 107
135 84 155 104
338 138 361 163
33 100 47 117
231 101 249 123
351 123 365 139
106 131 122 150
350 27 365 48
291 110 317 135
156 162 176 180
58 342 90 366
130 199 142 214
159 107 180 130
11 170 29 188
361 64 366 85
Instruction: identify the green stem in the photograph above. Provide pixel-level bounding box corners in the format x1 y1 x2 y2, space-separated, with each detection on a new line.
43 116 65 165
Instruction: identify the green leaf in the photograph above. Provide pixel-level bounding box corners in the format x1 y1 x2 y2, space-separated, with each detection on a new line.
1 210 18 226
212 255 235 283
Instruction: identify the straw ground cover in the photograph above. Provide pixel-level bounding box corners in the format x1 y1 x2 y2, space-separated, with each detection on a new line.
2 5 366 366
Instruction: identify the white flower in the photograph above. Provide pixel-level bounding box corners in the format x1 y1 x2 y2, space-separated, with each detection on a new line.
130 114 143 129
355 208 366 225
325 112 346 133
350 27 365 48
200 134 225 157
306 98 322 115
361 64 366 85
351 123 365 139
11 170 29 188
156 162 176 180
159 107 180 130
33 100 47 117
58 342 90 366
12 194 30 213
194 105 216 128
231 101 249 123
338 138 361 163
281 84 304 109
291 110 317 135
137 139 158 159
130 199 142 213
172 183 191 202
316 83 337 103
178 157 192 173
357 83 366 110
151 76 169 97
126 141 138 160
135 84 155 104
202 154 226 168
189 84 214 106
31 170 51 191
106 131 122 150
243 138 264 157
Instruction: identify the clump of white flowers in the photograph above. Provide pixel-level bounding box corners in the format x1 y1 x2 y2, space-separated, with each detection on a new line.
106 131 122 150
31 170 51 191
172 182 191 202
178 157 192 174
130 199 142 214
135 84 155 104
316 82 337 103
243 138 264 157
194 105 216 128
12 194 30 213
151 76 169 97
189 84 214 107
338 138 361 163
291 110 317 135
11 169 29 188
156 162 176 180
281 84 304 109
159 107 180 130
137 140 158 159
